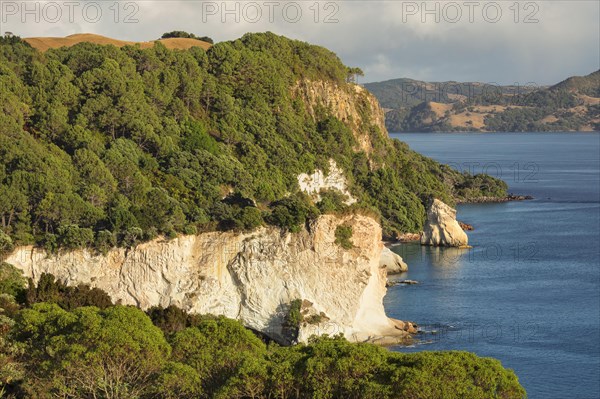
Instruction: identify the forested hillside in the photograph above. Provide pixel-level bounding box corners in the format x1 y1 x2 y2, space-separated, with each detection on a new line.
0 264 526 398
0 33 506 254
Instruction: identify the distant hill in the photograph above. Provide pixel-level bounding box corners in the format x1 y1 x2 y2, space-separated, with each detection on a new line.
550 70 600 97
24 33 212 52
364 78 540 110
366 71 599 132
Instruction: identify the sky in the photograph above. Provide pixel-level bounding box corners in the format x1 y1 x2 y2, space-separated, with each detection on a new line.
1 0 599 85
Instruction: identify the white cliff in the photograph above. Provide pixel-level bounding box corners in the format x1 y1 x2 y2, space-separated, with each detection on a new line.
297 159 357 205
421 199 469 247
5 214 409 345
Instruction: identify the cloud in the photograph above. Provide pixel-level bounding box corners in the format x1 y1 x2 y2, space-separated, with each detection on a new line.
2 1 598 84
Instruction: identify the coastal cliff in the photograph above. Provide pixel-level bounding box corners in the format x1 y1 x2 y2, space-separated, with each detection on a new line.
5 214 410 345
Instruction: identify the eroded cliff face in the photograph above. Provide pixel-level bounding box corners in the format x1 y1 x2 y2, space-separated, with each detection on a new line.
6 214 409 345
293 80 387 155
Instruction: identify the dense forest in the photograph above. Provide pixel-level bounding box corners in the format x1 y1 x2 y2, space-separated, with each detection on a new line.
0 262 526 398
0 32 506 255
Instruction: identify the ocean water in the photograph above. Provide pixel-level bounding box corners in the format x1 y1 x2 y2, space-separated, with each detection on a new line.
385 133 600 399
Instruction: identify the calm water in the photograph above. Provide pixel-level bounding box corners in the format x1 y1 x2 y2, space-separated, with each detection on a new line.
385 133 600 399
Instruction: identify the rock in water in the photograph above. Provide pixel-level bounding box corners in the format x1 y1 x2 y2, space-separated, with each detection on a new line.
379 247 408 273
458 221 474 231
421 199 469 247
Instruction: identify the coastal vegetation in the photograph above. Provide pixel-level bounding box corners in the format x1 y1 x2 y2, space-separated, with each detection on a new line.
334 225 354 249
0 264 526 398
0 33 506 251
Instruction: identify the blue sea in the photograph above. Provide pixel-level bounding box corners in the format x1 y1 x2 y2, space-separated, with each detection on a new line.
385 133 600 399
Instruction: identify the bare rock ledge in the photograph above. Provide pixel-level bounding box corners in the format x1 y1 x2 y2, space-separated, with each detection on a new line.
379 247 408 274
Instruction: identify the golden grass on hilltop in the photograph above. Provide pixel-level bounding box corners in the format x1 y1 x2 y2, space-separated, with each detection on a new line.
578 94 600 106
449 112 486 129
24 33 212 52
428 102 453 118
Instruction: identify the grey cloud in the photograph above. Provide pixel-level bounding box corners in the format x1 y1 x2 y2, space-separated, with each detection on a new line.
3 0 598 84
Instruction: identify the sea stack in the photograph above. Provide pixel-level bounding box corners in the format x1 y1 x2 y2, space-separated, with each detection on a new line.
421 199 469 247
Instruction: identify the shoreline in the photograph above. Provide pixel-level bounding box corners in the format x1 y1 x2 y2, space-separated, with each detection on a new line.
457 194 534 204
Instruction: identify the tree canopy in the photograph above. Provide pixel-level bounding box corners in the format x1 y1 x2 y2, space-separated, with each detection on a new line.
0 32 506 252
0 270 526 398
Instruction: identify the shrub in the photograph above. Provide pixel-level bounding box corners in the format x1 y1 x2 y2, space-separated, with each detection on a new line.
0 263 26 301
284 299 303 332
42 234 58 254
148 305 200 336
94 230 116 254
25 273 113 310
238 207 264 231
316 189 348 214
56 225 94 250
121 227 144 247
266 195 319 233
335 225 353 249
0 232 13 257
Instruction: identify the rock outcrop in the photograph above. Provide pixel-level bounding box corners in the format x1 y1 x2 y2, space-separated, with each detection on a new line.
6 214 410 345
293 80 387 156
297 159 357 205
458 221 474 231
421 199 469 247
379 247 408 274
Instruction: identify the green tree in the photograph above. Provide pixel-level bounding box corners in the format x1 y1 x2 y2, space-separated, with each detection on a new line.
13 304 170 399
283 299 303 341
170 316 267 396
0 233 13 257
0 263 26 301
25 273 113 310
56 224 94 249
153 361 203 399
160 31 214 44
267 194 319 233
